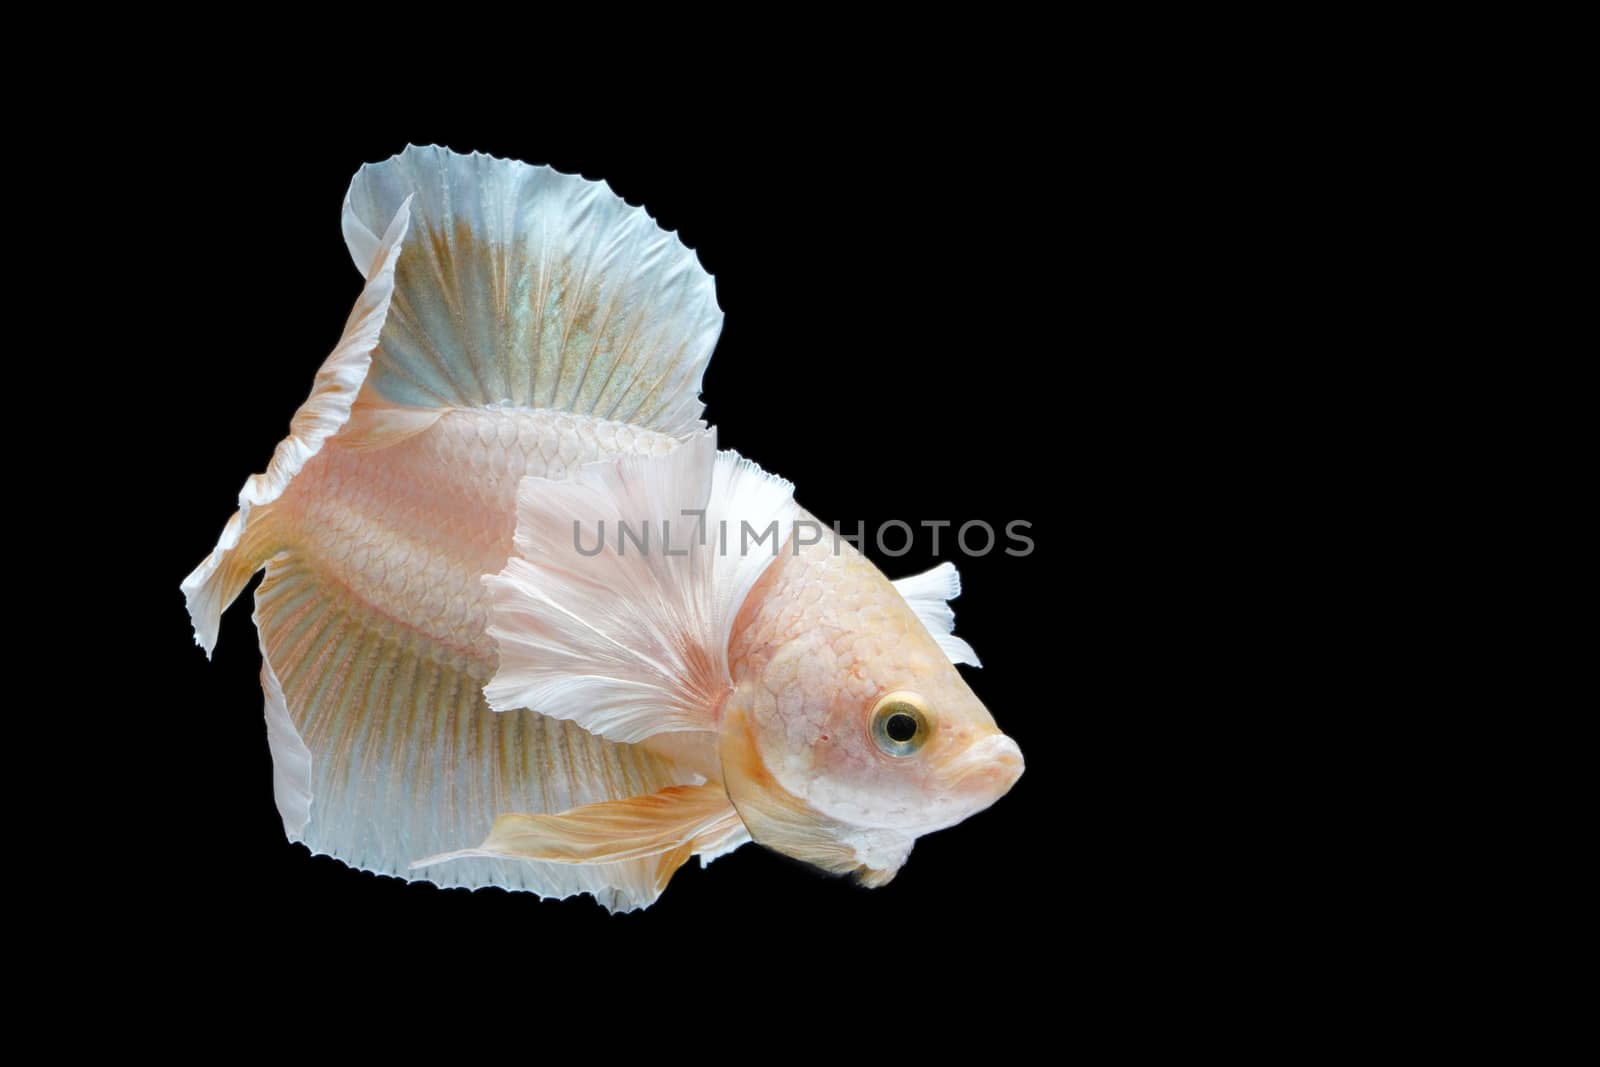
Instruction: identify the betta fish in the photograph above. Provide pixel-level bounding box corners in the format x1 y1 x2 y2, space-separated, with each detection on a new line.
182 145 1023 911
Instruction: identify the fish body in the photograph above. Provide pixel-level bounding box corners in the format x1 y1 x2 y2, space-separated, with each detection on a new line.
184 146 1022 911
276 407 681 667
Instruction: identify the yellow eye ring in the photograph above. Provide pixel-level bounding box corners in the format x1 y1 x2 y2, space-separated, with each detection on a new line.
870 692 932 757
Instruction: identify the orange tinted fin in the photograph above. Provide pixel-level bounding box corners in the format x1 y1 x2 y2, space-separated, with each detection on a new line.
411 782 743 881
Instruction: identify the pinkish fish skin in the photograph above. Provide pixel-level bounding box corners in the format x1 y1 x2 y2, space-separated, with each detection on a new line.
183 145 1021 912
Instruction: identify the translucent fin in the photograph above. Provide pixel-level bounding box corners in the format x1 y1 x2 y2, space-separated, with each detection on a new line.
251 549 701 912
413 782 744 896
893 562 981 668
342 145 721 432
484 431 796 746
255 605 311 837
693 817 752 868
181 197 413 656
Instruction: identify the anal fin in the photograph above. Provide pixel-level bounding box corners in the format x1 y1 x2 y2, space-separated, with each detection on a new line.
252 548 705 912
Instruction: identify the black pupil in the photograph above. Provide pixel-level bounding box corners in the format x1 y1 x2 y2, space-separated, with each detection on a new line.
885 712 919 743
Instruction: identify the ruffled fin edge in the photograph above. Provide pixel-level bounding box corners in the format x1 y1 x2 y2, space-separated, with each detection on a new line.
180 196 413 656
893 561 981 668
483 432 797 748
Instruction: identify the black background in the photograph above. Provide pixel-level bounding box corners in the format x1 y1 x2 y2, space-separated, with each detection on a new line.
128 116 1094 1004
74 47 1432 1044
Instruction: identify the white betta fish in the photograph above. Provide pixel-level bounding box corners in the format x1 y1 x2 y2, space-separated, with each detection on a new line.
182 145 1023 911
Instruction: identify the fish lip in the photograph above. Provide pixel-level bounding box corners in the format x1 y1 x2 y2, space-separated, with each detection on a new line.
941 733 1025 794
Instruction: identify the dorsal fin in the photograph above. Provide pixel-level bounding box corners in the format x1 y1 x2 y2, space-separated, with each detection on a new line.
342 144 721 431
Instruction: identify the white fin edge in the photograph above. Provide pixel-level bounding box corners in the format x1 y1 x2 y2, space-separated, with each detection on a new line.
484 431 797 745
254 591 312 839
893 561 982 667
180 197 413 656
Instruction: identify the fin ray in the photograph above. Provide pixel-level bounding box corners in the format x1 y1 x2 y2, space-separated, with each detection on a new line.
252 549 706 912
342 145 721 431
483 432 797 747
181 197 413 655
411 782 738 868
893 562 981 668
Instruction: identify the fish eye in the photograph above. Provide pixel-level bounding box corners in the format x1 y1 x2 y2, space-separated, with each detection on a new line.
871 692 931 757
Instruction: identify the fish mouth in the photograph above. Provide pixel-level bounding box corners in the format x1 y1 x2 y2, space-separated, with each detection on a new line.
940 733 1025 801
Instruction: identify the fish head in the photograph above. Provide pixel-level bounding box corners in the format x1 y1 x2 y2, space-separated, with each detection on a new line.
718 544 1023 885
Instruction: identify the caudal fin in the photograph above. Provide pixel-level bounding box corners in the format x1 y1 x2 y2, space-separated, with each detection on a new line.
180 196 413 655
185 145 723 654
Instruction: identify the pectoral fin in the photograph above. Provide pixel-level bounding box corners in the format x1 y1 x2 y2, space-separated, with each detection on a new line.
483 431 796 750
893 562 981 667
412 782 746 891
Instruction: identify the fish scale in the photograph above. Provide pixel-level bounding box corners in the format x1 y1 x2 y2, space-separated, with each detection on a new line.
183 147 727 909
283 408 679 666
184 145 1020 912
